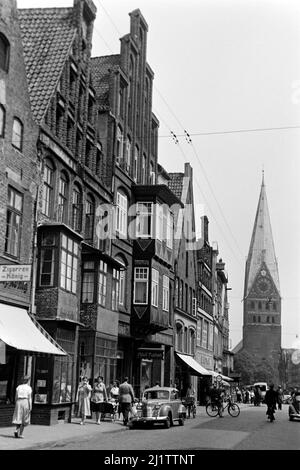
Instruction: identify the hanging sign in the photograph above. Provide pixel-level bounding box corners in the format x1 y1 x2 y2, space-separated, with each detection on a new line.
0 265 31 282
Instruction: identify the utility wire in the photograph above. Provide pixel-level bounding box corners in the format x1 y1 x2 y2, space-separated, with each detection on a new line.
159 125 300 138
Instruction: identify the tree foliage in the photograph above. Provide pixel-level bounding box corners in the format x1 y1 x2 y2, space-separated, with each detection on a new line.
234 350 275 385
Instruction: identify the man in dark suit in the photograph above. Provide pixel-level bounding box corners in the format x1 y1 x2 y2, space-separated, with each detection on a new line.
118 377 135 425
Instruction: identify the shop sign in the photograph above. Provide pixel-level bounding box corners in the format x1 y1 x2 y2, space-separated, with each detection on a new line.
0 265 31 282
137 348 164 360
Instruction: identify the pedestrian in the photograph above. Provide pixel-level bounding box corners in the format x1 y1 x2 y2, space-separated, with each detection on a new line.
185 383 196 418
276 385 283 411
118 376 135 426
12 374 32 438
254 385 262 406
265 383 277 422
76 376 92 425
91 376 107 424
109 381 119 400
235 387 242 403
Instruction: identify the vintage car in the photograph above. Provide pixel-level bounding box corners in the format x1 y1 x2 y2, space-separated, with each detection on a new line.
129 387 186 429
288 392 300 421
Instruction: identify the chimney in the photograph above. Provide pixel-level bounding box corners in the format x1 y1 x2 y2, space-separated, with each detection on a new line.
201 215 209 243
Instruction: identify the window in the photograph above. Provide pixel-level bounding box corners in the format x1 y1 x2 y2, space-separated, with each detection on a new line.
0 105 5 137
162 275 169 312
192 294 197 317
151 268 159 307
98 260 107 306
118 86 124 118
273 302 277 311
136 202 153 238
67 117 74 149
82 261 95 303
134 146 138 182
166 211 173 248
56 104 64 138
258 301 262 310
190 329 195 355
253 315 256 323
126 137 131 170
149 162 155 184
5 187 23 257
266 301 269 310
88 93 94 124
85 139 92 168
266 316 269 323
96 149 102 177
175 277 179 307
112 269 120 311
0 34 9 71
12 118 23 151
208 323 214 350
85 195 95 243
42 159 55 217
134 267 149 304
185 284 188 312
156 203 163 240
250 301 255 310
258 316 261 323
60 234 79 293
115 257 126 307
176 323 183 352
202 320 208 349
116 126 123 162
116 191 127 237
57 172 68 223
39 232 56 286
179 279 183 309
72 184 82 232
272 316 275 323
142 154 147 184
186 252 189 278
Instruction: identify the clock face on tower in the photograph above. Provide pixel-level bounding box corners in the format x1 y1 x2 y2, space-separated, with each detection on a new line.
256 278 272 294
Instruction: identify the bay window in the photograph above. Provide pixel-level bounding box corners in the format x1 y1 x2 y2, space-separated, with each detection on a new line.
5 187 23 258
42 159 55 217
81 261 95 303
136 202 153 238
98 260 107 306
112 269 120 311
151 268 159 307
134 267 149 304
60 234 79 294
162 275 169 312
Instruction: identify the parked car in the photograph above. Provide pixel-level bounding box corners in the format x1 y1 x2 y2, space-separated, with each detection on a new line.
288 392 300 421
129 387 186 429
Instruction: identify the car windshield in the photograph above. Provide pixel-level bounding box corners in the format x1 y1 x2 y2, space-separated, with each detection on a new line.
143 390 169 400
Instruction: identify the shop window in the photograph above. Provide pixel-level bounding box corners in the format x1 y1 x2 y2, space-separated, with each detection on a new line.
98 260 107 307
0 33 10 71
95 337 117 386
12 117 23 151
81 261 95 303
60 234 79 294
5 186 23 258
134 267 149 304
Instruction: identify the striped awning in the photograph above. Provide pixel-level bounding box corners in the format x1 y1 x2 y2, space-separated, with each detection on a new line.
0 304 67 355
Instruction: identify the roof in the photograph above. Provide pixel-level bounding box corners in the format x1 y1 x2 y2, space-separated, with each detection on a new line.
18 7 76 123
245 177 280 296
168 172 184 200
231 339 243 354
91 55 121 108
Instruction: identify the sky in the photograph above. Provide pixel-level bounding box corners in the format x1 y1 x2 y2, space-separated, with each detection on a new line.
17 0 300 350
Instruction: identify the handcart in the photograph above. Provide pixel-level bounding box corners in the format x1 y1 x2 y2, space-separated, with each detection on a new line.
99 400 119 421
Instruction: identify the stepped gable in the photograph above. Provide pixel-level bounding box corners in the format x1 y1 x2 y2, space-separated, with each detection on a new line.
18 7 76 123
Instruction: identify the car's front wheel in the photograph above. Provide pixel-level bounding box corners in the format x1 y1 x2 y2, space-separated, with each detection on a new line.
164 414 172 428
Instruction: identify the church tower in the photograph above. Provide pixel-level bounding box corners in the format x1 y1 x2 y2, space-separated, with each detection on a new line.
243 174 281 381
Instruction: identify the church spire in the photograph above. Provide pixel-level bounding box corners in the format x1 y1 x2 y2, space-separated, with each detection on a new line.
245 176 280 296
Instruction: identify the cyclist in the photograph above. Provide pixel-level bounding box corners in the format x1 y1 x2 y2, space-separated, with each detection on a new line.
209 384 224 418
185 383 196 418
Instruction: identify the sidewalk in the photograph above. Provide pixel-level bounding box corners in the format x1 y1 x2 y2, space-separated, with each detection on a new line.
0 416 127 450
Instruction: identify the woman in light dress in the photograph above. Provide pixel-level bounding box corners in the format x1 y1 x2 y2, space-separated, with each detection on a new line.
76 376 92 425
91 376 108 424
12 375 32 438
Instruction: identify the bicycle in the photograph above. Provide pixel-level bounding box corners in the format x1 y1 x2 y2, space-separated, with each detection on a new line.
183 397 196 418
206 396 240 418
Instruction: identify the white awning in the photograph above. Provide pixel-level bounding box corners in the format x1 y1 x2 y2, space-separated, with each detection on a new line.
0 304 67 355
207 370 234 382
176 353 211 376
